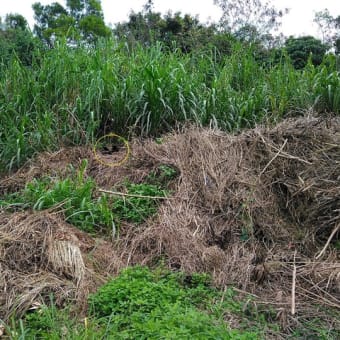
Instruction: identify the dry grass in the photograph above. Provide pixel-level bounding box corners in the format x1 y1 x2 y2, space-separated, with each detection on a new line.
0 115 339 335
127 115 340 331
0 211 124 320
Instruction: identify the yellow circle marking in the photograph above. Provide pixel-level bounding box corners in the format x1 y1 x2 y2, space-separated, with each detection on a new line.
93 133 130 167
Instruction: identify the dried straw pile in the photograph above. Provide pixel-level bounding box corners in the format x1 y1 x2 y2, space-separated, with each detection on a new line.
126 116 340 327
0 116 339 331
0 211 123 320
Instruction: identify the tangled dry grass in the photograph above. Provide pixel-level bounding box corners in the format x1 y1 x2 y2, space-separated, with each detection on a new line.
0 115 339 335
0 211 123 320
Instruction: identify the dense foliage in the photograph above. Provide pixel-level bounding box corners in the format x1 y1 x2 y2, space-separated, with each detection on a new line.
0 39 339 173
88 266 258 339
114 10 234 54
0 14 40 66
32 0 110 46
5 267 265 339
285 36 329 69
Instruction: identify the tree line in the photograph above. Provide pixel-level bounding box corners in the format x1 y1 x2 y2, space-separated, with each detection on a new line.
0 0 339 69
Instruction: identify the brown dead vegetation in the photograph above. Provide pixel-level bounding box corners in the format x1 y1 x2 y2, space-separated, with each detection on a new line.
0 115 339 335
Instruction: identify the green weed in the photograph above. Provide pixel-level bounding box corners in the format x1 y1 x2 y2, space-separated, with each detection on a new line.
4 300 106 340
112 182 167 224
0 165 169 232
3 267 260 339
5 266 336 339
88 266 258 339
147 164 178 187
0 161 114 234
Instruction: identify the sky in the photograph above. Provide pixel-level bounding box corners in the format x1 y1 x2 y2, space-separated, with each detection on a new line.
0 0 339 38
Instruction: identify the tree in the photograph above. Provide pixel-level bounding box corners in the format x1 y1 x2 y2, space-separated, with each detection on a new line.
115 10 162 46
32 0 110 46
334 16 340 54
143 0 154 13
314 10 340 55
285 36 328 69
0 13 39 65
214 0 288 35
114 9 233 54
5 13 29 30
313 9 337 45
32 2 72 46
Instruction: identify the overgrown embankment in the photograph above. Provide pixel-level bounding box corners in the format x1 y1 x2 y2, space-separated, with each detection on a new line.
0 116 339 338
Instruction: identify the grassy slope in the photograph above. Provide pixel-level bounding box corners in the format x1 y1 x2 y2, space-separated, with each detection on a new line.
0 40 339 338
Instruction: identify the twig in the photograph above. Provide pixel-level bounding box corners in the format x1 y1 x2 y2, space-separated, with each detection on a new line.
258 133 312 165
298 273 340 304
232 287 260 298
297 285 340 309
98 188 173 200
291 250 297 315
260 139 288 176
315 224 340 260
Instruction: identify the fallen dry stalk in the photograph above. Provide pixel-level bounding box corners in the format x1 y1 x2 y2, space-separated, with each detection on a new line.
259 138 288 176
98 188 174 200
291 251 297 315
315 223 340 260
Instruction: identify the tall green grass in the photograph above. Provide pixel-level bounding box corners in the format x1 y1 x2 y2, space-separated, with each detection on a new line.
0 39 339 173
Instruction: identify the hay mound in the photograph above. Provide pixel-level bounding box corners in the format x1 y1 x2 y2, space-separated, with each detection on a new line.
0 211 123 320
127 116 340 324
0 115 339 332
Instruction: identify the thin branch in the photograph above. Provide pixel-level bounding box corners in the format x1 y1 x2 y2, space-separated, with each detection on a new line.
260 139 287 176
291 250 297 315
297 285 340 309
98 188 174 200
315 224 340 260
257 132 312 165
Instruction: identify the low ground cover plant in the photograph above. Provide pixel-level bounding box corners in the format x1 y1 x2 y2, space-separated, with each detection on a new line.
112 182 168 224
0 162 170 233
2 265 338 339
0 161 113 233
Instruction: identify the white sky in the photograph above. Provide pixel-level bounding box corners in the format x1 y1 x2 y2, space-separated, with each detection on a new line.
0 0 339 38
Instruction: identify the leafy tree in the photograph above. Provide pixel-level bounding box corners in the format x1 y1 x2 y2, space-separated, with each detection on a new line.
67 0 86 21
32 0 110 46
161 12 210 53
115 10 163 47
5 13 29 30
114 9 234 55
32 2 71 46
335 16 340 54
68 0 109 41
0 13 39 65
285 36 328 69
